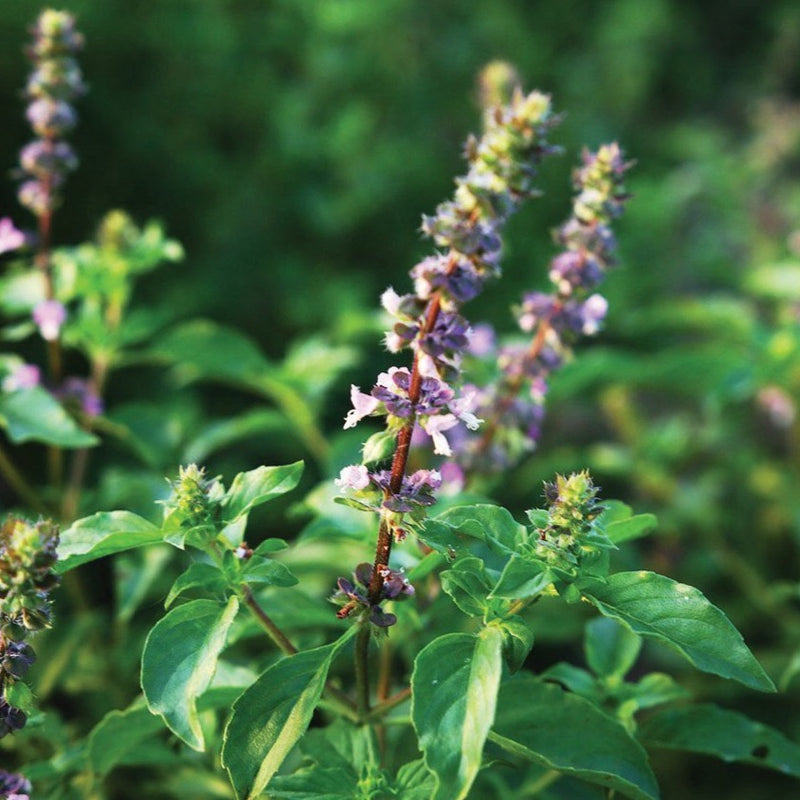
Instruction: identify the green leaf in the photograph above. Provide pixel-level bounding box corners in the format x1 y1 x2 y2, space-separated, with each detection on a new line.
0 386 98 448
57 511 162 573
440 557 493 617
149 320 274 389
88 698 165 776
540 663 598 698
223 461 304 523
435 504 523 552
4 680 34 714
497 616 535 673
183 408 287 464
165 562 227 608
142 596 239 750
221 627 356 800
411 627 504 800
605 514 658 545
491 675 659 800
241 556 297 587
640 704 800 777
585 617 642 679
580 571 775 692
395 759 436 799
490 555 558 600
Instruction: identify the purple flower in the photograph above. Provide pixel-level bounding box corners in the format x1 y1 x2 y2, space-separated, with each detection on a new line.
335 464 371 491
58 377 103 417
2 364 41 393
32 299 66 341
26 98 76 137
343 384 380 429
0 770 31 800
0 219 25 255
333 562 414 627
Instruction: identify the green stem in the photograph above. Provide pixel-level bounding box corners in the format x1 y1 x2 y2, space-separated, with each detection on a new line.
0 440 50 515
240 583 297 656
520 768 561 796
364 686 411 722
355 622 372 719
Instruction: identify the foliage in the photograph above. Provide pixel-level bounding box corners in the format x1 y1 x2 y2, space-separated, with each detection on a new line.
0 6 799 800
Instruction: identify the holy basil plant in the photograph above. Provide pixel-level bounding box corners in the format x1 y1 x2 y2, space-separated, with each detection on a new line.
0 12 797 799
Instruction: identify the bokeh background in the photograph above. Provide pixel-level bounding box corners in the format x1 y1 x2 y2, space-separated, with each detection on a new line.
2 1 800 797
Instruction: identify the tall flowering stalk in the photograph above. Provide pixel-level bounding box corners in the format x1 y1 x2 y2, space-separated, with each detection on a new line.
0 517 59 752
456 143 633 473
17 9 85 378
336 87 560 709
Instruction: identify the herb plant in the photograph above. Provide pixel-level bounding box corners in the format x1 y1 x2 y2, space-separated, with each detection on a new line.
1 10 798 800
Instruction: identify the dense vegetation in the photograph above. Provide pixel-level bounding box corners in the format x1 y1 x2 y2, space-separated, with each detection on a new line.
1 3 800 798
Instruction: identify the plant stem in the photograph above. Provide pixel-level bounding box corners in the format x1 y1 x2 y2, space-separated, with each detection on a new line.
355 622 372 718
521 768 561 796
0 440 50 515
364 686 411 722
241 583 297 656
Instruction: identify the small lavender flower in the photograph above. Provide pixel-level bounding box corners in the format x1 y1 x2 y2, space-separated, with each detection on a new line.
0 769 31 800
456 143 632 472
1 364 41 393
333 562 414 628
17 10 84 219
57 376 103 417
0 220 26 255
32 298 66 341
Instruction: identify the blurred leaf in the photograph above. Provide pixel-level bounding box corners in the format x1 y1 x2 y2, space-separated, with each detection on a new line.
182 408 287 463
57 511 162 573
142 596 239 751
411 627 504 800
581 572 775 692
745 262 800 301
0 386 98 448
88 698 165 776
492 676 659 800
640 704 800 778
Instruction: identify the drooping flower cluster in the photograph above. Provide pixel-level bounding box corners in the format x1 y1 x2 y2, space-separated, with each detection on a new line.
338 88 560 523
455 143 633 472
17 10 84 220
0 517 60 740
0 770 31 800
333 562 414 628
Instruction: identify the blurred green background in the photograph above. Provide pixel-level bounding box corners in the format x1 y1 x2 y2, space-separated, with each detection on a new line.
2 1 800 797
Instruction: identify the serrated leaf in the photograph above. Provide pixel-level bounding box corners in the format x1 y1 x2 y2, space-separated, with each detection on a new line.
492 676 659 800
223 462 304 523
585 617 642 679
580 571 775 692
56 511 162 573
640 704 800 777
221 627 356 800
0 386 98 448
165 562 227 608
435 504 523 551
411 627 504 800
142 596 239 750
440 557 492 617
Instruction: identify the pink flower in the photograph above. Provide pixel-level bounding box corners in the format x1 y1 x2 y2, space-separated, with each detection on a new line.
2 363 40 393
335 464 371 491
32 299 66 341
0 218 25 255
343 384 380 429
